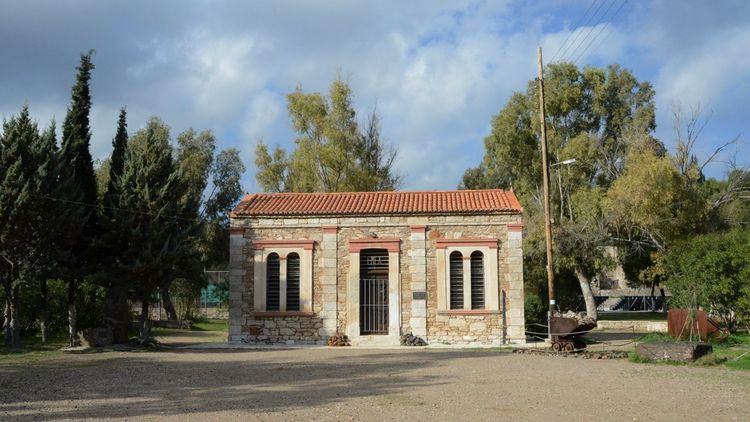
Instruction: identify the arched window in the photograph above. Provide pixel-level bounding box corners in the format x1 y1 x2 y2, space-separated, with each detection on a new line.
470 251 485 310
286 252 300 311
266 253 280 311
449 251 464 310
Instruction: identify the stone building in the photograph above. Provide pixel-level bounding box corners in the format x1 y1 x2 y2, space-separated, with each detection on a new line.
228 189 525 345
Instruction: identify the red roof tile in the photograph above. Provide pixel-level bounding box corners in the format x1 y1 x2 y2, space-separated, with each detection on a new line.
231 189 523 217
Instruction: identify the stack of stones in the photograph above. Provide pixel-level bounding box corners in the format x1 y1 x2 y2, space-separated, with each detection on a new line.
327 334 350 346
400 333 427 346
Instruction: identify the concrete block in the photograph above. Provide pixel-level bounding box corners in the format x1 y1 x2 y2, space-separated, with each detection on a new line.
636 342 713 362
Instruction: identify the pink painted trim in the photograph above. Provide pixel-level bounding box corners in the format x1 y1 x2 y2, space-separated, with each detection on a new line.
435 238 498 249
229 227 244 235
410 225 427 233
438 310 500 316
507 223 524 232
321 226 338 234
252 311 316 318
252 239 315 250
348 237 400 253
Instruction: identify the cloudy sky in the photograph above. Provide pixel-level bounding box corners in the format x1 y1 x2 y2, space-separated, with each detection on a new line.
1 0 748 192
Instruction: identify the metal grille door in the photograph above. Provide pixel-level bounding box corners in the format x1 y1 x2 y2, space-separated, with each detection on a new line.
360 249 389 335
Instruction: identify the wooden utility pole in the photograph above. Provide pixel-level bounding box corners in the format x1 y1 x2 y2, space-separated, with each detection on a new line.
537 47 556 325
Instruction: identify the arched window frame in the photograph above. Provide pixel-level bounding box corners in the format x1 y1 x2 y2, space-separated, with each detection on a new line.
435 239 499 313
252 240 314 314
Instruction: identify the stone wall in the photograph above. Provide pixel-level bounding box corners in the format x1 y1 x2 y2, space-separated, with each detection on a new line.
228 213 525 345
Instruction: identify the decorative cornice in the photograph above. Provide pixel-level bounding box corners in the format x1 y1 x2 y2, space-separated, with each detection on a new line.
435 238 498 249
507 223 524 232
348 237 401 253
252 239 315 250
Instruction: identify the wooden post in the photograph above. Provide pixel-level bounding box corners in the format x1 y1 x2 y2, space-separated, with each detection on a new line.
537 47 556 329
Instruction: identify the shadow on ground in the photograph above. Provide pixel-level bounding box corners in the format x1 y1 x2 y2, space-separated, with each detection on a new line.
0 348 506 420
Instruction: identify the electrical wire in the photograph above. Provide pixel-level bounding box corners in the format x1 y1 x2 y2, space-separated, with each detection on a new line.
549 0 600 63
29 193 204 223
562 0 617 63
553 0 609 63
572 0 630 66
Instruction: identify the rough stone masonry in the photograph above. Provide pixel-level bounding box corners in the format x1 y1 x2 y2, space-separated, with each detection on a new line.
228 190 525 346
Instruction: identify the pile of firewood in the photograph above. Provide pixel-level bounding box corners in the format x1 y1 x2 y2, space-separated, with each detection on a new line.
327 334 351 346
400 333 427 346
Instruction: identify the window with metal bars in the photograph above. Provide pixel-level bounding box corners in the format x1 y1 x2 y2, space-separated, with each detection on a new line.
286 253 300 311
449 251 464 310
266 253 280 311
470 251 485 309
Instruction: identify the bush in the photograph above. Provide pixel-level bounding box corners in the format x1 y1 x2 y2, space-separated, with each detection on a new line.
664 228 750 332
524 294 547 328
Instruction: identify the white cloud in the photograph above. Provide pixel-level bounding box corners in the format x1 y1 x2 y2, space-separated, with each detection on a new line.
1 0 747 191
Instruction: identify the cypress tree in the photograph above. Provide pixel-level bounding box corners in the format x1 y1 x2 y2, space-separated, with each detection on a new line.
114 117 188 342
100 107 130 343
59 50 98 346
30 120 60 343
0 106 39 347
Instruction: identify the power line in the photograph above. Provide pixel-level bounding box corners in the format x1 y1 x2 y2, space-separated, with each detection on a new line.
554 0 609 63
29 193 204 223
549 0 599 63
562 0 617 63
573 0 630 66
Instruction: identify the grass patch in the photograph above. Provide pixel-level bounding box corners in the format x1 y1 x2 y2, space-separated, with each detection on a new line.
630 332 750 370
191 318 228 332
0 334 70 365
599 312 667 321
637 332 675 343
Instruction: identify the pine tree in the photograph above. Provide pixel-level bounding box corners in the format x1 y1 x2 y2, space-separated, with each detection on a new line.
59 50 99 346
0 106 40 347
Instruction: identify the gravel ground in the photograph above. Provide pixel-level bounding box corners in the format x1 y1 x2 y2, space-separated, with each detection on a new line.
1 345 749 421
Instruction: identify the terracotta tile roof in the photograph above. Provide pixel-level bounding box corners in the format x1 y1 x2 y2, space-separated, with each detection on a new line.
231 189 523 217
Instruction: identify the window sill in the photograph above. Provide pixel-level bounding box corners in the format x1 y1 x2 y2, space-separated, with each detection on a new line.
438 310 500 316
252 311 316 317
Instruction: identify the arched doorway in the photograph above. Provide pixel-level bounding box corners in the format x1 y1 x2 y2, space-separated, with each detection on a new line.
359 249 389 335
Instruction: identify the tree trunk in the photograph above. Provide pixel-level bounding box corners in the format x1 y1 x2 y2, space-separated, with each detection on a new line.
104 285 130 344
660 287 667 312
650 281 657 312
161 285 178 321
2 270 22 348
9 284 20 348
67 278 80 347
40 279 49 344
3 298 10 346
575 268 598 320
139 299 152 343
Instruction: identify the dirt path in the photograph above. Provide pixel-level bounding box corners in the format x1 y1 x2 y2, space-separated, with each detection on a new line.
1 347 748 421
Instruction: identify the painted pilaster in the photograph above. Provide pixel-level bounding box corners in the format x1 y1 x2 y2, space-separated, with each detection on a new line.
320 226 338 336
228 227 245 342
409 225 427 336
506 223 525 344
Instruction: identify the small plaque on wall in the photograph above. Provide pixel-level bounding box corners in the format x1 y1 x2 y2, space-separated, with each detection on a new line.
413 291 427 300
